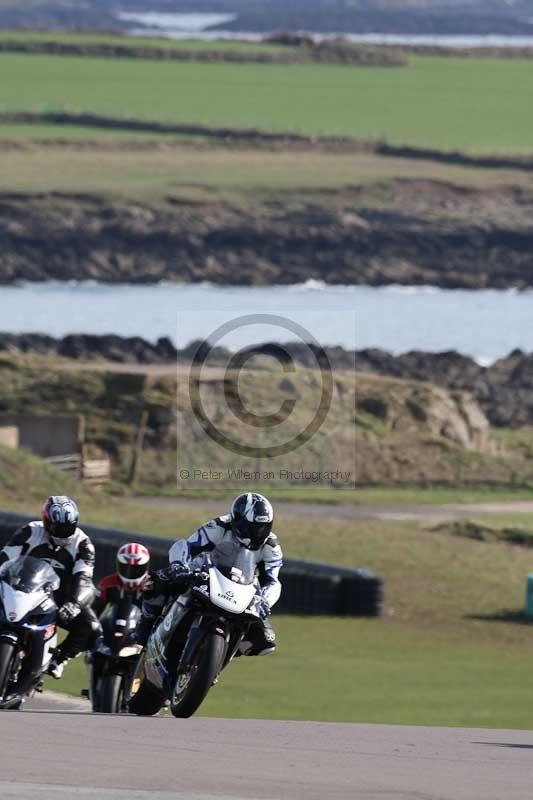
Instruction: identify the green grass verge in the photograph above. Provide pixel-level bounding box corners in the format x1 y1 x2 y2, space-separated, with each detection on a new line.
37 508 533 727
47 619 533 728
139 484 357 505
350 485 533 506
2 53 533 151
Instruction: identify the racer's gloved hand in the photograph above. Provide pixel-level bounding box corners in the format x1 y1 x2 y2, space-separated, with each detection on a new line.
163 561 191 582
150 562 191 593
58 601 81 626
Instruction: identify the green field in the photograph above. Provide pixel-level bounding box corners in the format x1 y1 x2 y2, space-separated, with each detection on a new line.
351 485 533 506
48 620 533 728
1 140 531 196
1 52 533 151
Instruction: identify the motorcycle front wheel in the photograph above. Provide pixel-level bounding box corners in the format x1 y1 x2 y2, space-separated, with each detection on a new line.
100 673 125 714
128 653 164 716
170 633 225 719
0 641 16 704
128 677 164 716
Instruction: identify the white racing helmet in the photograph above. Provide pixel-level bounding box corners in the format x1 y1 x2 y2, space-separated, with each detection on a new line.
116 542 150 589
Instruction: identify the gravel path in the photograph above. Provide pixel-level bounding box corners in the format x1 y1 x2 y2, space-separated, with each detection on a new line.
126 496 533 522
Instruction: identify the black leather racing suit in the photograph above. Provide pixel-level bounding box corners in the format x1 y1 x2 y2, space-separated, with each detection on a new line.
143 515 283 655
0 521 100 661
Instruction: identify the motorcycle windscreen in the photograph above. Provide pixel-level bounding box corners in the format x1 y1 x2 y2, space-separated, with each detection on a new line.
0 581 46 622
211 546 257 585
0 556 60 593
100 596 141 640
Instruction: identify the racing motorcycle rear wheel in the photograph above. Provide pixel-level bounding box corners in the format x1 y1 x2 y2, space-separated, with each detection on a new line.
170 633 225 719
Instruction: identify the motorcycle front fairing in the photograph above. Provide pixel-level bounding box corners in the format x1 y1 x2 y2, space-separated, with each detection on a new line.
89 595 143 710
95 596 142 658
0 557 59 698
173 552 262 679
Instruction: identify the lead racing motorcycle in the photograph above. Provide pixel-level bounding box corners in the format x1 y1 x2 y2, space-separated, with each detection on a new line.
0 556 60 710
129 548 265 718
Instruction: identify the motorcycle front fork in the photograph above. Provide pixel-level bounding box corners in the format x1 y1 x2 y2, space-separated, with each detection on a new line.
16 630 54 696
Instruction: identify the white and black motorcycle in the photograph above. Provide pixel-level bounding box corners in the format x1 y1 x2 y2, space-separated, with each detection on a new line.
129 549 264 718
0 556 59 710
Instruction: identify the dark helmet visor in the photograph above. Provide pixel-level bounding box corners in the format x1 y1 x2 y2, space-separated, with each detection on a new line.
49 521 77 540
118 562 148 581
234 518 272 549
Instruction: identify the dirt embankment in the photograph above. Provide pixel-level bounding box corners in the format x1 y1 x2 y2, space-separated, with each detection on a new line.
354 348 533 430
2 347 531 487
2 180 533 288
6 332 533 431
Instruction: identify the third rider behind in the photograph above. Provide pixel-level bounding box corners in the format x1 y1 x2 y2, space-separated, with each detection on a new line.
140 492 283 656
94 542 151 617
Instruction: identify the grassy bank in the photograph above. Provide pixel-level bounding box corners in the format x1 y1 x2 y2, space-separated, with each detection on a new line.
4 354 533 490
1 141 532 197
47 619 533 728
40 509 533 727
351 485 533 506
2 52 533 151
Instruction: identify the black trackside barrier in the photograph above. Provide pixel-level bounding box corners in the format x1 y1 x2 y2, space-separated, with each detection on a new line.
0 511 383 617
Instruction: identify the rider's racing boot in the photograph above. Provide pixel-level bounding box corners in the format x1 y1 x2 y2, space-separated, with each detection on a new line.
47 656 69 680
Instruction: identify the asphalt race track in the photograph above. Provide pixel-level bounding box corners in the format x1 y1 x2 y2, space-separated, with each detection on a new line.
1 695 533 800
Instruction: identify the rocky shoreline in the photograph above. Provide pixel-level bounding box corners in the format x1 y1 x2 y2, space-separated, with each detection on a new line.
0 332 356 370
2 332 533 429
3 183 533 288
354 348 533 429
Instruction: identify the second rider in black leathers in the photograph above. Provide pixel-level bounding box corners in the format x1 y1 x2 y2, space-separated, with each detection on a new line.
0 496 100 679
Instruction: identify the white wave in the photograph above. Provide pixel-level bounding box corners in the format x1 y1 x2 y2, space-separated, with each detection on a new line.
380 284 441 295
474 356 497 367
116 12 237 32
